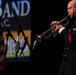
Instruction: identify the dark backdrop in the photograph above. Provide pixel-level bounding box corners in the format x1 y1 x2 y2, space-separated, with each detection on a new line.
28 0 70 75
1 0 71 75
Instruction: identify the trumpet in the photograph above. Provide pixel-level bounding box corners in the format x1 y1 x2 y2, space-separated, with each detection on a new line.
37 14 69 39
32 14 69 50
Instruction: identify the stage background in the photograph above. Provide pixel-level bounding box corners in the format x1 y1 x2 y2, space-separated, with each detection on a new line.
1 0 74 75
28 0 72 75
0 0 31 62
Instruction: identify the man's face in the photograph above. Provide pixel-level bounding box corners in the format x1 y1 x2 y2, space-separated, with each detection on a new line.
67 1 76 18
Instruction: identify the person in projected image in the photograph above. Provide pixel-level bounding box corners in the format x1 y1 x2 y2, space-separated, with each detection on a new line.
50 0 76 75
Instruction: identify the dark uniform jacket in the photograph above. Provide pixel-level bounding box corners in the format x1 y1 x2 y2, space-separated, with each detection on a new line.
58 22 76 75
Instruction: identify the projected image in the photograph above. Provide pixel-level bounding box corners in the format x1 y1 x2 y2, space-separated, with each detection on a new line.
3 30 31 62
0 0 31 62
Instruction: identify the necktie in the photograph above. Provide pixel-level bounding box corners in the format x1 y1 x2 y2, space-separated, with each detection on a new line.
68 33 72 43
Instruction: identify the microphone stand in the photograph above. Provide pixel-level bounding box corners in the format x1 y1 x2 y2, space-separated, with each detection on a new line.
11 8 31 75
12 8 31 51
0 18 16 75
14 28 21 75
3 33 9 75
1 18 20 75
0 18 16 43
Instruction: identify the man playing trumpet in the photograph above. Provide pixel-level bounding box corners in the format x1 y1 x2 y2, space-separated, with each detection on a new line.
50 0 76 75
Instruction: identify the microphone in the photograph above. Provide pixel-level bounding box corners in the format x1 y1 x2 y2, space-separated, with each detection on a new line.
32 40 37 49
20 39 26 55
15 41 20 53
15 36 20 53
32 36 39 50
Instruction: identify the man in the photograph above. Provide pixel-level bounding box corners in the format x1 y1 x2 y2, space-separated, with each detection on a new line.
50 0 76 75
